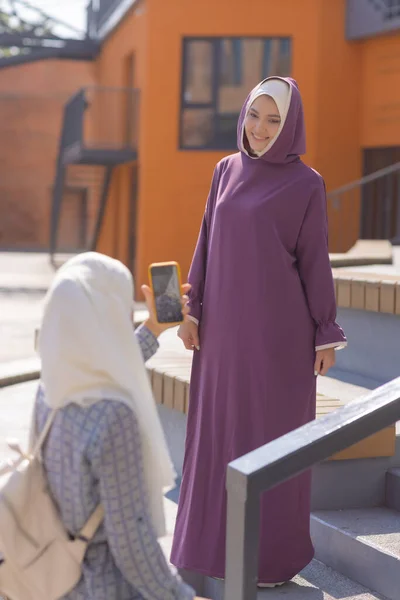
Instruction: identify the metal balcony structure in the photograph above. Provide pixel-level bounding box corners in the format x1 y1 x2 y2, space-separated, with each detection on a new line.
49 86 139 255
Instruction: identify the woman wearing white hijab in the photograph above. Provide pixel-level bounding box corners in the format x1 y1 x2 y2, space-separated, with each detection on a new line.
32 252 198 600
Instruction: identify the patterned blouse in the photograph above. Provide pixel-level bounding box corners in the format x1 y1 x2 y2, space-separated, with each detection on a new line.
33 325 194 600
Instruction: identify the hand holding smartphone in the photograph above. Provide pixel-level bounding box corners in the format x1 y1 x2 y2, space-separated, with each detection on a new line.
148 262 185 326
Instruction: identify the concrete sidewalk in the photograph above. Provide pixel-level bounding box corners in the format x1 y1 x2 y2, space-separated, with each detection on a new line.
0 252 56 363
0 251 147 368
0 252 56 292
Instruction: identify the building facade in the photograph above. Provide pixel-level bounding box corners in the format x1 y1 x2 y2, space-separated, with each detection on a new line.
0 59 95 249
4 0 399 292
88 0 399 291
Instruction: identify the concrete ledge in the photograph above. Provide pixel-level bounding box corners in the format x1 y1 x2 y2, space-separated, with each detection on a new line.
0 358 40 388
0 317 147 389
330 240 393 268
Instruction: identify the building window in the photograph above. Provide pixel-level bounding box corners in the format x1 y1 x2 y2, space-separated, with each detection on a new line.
180 36 292 150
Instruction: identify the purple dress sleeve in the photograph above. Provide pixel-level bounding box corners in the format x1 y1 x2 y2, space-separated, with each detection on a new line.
187 164 221 323
296 178 347 351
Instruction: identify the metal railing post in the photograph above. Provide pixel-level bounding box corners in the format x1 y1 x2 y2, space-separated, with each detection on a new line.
224 471 260 600
90 166 114 250
49 89 87 256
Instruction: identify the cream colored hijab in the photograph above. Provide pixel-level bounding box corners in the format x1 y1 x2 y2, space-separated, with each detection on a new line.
242 77 291 158
38 252 175 538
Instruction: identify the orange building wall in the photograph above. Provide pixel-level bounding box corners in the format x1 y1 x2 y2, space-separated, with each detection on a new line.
96 0 400 294
134 0 325 292
361 34 400 148
312 0 363 251
0 60 95 249
133 0 371 290
96 2 148 275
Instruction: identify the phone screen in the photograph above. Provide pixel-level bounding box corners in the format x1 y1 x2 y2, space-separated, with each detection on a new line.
150 264 183 324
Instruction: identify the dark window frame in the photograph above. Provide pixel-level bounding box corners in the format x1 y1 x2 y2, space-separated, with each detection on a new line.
179 36 292 152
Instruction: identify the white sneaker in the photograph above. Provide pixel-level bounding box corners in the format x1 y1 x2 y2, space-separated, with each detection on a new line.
258 581 285 588
213 578 285 588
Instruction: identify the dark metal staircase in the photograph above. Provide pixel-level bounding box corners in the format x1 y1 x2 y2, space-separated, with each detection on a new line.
50 85 139 257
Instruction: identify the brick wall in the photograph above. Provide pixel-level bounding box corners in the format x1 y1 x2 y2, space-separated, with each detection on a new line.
0 59 94 249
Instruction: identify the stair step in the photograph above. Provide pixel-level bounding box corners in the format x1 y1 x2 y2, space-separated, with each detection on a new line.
203 560 386 599
386 468 400 511
311 508 400 600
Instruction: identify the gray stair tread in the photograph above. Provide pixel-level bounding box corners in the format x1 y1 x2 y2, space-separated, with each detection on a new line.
289 559 386 599
314 508 400 557
204 560 386 599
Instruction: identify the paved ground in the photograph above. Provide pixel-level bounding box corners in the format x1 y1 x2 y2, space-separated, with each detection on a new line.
0 252 54 362
0 380 36 462
0 252 147 363
0 326 182 463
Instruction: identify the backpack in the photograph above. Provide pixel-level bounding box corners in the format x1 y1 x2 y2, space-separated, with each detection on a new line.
0 411 104 600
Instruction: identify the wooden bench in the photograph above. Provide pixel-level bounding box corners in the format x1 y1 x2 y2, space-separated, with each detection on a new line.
146 355 396 462
333 269 400 315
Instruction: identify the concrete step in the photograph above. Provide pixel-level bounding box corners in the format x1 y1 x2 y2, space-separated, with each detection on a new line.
386 468 400 511
311 507 400 600
203 560 386 599
160 496 386 599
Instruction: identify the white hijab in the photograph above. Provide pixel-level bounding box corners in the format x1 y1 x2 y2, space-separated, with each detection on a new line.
242 77 291 158
38 252 175 538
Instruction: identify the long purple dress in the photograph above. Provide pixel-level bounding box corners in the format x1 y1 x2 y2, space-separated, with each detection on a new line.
170 77 346 584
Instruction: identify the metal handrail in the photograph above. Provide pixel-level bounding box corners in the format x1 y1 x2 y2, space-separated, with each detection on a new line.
327 161 400 198
224 377 400 600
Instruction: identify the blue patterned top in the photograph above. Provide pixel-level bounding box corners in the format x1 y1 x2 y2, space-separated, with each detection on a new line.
33 325 194 600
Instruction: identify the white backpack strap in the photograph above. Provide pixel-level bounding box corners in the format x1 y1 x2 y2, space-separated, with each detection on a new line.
77 505 104 542
31 410 57 458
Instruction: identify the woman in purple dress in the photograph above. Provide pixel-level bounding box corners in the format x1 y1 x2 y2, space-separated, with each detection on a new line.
170 77 347 587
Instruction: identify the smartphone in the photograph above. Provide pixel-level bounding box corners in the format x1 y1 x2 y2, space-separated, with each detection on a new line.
148 261 184 325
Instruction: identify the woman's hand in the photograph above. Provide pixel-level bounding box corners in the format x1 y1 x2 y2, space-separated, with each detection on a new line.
178 319 200 351
141 283 191 338
314 347 335 376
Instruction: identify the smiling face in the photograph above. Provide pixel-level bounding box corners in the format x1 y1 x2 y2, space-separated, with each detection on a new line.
244 94 281 154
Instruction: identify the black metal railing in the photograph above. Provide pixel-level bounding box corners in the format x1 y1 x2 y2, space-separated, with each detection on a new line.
83 86 140 150
60 86 140 155
62 90 87 150
224 377 400 600
327 162 400 252
49 93 80 254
